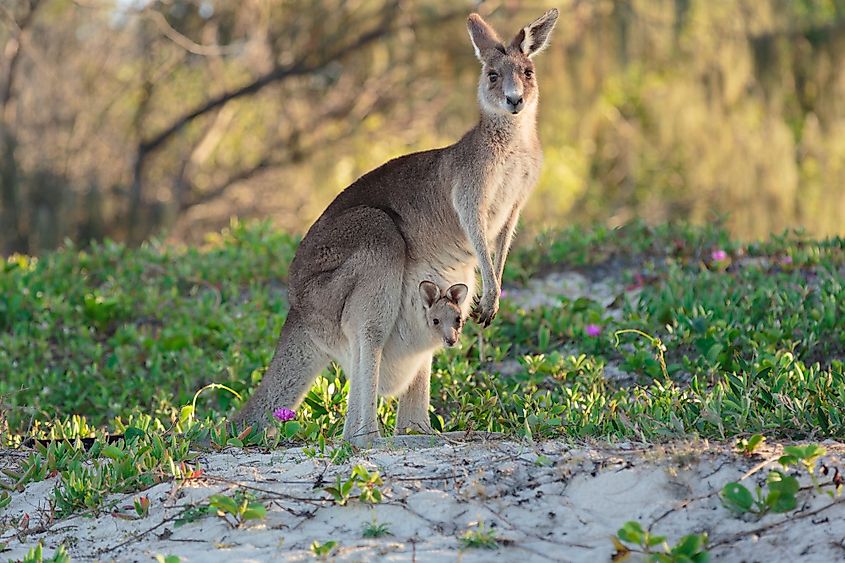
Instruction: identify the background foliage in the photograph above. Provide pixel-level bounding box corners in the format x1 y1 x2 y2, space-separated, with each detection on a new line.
2 0 845 255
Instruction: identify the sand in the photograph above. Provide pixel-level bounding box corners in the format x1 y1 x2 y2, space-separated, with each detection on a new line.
2 439 844 562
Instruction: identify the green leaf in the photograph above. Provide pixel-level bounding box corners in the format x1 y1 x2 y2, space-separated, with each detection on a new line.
101 445 124 460
765 471 799 512
672 533 707 556
242 503 267 521
617 521 644 544
124 427 146 443
720 482 754 513
179 405 194 424
766 489 797 513
283 421 302 438
209 494 239 515
767 471 800 495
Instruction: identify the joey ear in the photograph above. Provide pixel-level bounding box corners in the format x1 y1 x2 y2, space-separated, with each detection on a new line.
419 281 440 308
445 284 469 306
467 13 503 61
512 8 559 58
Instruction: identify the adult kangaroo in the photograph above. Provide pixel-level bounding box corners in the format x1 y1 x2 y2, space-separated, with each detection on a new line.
234 9 559 446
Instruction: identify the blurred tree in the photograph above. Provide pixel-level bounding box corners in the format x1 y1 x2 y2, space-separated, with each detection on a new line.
0 0 41 254
1 0 845 253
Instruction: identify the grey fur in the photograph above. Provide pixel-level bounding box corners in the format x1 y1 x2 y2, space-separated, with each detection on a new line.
233 10 558 446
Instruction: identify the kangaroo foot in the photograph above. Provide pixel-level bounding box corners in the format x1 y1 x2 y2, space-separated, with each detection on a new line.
395 420 435 436
344 427 382 449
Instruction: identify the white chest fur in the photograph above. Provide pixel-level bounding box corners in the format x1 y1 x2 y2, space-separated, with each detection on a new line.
486 153 541 242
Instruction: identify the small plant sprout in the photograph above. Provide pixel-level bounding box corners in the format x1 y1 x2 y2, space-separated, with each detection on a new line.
362 516 391 538
611 521 708 562
134 495 151 518
736 434 765 456
310 540 338 560
175 491 267 528
459 522 499 550
324 465 384 506
208 492 267 528
721 471 800 515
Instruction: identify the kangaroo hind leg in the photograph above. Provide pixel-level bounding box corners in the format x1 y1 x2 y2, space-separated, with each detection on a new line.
232 308 328 429
396 357 435 435
340 219 406 446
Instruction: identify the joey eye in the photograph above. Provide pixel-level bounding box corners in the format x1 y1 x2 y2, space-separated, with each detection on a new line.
488 72 498 83
433 318 440 325
524 69 534 79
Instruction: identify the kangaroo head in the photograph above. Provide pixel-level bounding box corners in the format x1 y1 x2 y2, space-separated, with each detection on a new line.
419 281 468 348
467 9 559 116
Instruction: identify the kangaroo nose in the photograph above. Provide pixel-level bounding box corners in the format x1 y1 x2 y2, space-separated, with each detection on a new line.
506 95 523 107
445 337 456 347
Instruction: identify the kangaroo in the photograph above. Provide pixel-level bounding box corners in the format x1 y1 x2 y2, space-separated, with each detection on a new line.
233 9 559 446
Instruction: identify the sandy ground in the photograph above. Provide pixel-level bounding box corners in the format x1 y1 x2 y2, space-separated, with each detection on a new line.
2 439 844 562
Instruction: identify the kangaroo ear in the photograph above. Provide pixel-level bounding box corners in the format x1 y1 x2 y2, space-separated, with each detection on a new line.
445 284 469 306
512 8 559 58
419 281 440 309
467 13 503 62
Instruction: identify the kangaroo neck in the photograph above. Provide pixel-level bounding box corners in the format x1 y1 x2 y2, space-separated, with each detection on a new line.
476 104 538 153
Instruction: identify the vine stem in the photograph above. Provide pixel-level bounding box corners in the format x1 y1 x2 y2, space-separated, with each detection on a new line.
613 328 669 379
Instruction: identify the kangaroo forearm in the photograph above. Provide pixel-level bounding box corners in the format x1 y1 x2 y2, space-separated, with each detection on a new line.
494 210 519 284
463 215 497 294
453 185 498 294
494 238 510 284
494 230 514 282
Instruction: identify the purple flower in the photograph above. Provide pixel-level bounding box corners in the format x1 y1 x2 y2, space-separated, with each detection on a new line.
500 289 508 299
711 249 728 262
781 255 793 265
272 408 296 422
585 324 602 337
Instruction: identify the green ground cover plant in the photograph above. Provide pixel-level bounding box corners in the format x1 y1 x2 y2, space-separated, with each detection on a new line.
1 219 843 445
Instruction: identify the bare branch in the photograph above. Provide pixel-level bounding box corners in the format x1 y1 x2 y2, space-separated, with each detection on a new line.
137 3 467 156
145 9 244 57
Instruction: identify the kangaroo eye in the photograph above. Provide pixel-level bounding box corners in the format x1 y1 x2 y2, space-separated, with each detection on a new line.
433 318 440 325
488 72 498 83
524 69 534 79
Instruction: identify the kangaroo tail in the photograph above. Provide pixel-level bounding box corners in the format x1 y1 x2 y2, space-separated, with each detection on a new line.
232 309 328 429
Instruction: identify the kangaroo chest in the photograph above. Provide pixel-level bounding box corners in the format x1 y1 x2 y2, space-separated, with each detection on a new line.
485 152 541 240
